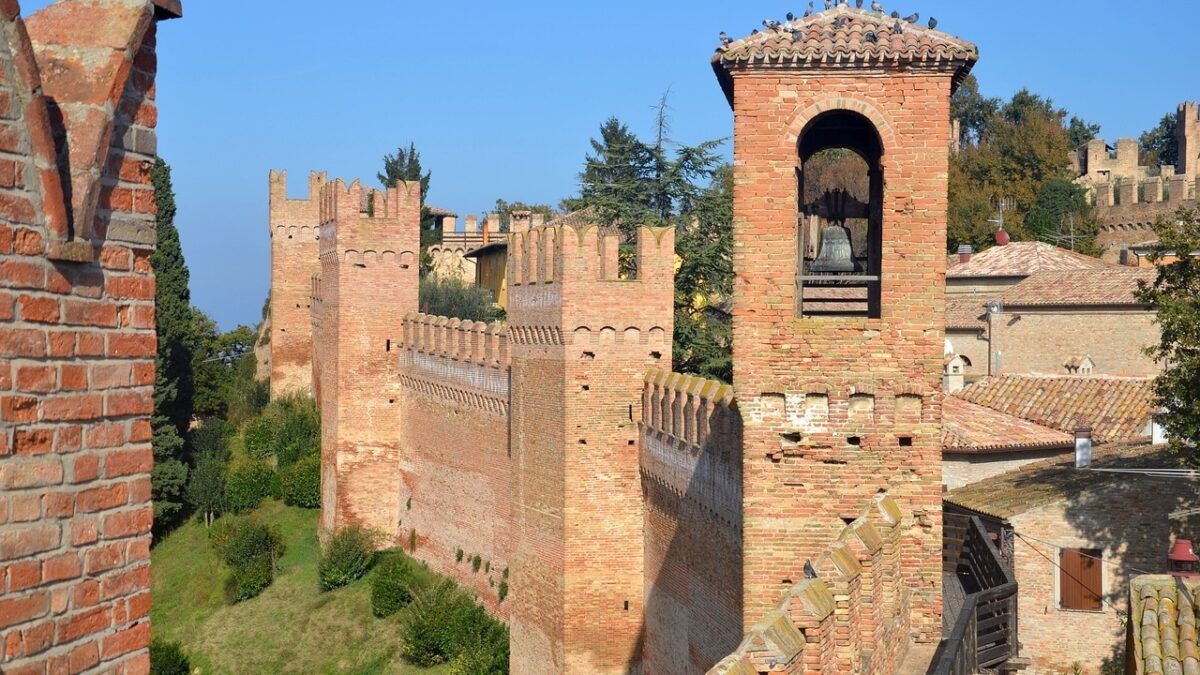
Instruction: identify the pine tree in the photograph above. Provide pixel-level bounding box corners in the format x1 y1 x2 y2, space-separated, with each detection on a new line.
150 158 192 530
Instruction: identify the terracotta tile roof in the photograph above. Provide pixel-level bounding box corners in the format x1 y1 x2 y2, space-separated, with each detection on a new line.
1129 575 1200 675
947 242 1115 279
942 397 1073 454
955 375 1155 443
545 207 596 229
945 441 1169 520
1000 268 1155 307
946 297 988 330
711 5 977 105
425 205 457 217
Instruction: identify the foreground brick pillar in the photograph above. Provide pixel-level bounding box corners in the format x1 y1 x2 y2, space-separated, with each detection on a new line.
508 224 674 673
712 6 978 641
268 170 325 398
0 0 181 672
315 180 418 538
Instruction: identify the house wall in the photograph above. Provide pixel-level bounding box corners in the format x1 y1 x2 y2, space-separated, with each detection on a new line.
994 308 1159 377
945 328 989 378
0 2 174 672
1009 480 1200 673
942 449 1068 490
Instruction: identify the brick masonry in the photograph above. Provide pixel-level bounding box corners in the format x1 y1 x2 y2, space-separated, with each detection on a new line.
268 169 324 398
0 1 179 673
993 308 1158 377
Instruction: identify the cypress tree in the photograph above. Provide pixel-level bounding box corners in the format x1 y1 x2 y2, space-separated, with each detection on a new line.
150 158 192 530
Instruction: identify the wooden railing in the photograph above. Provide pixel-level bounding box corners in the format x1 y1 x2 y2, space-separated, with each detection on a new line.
932 514 1018 675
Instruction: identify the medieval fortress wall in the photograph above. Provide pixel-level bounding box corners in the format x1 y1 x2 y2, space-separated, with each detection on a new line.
1078 101 1200 260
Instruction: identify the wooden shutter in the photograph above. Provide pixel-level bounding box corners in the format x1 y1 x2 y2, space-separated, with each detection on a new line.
1060 548 1103 611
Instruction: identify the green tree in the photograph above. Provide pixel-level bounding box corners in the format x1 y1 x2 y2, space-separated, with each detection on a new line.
1066 115 1101 149
492 199 557 231
1135 206 1200 451
1140 113 1179 168
950 74 999 146
1025 178 1099 254
150 158 193 531
378 142 431 199
419 275 503 322
191 312 257 419
187 449 226 527
563 117 659 237
673 164 733 382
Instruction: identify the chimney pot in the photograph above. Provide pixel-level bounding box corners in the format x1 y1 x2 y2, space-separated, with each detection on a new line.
995 227 1010 246
957 244 973 263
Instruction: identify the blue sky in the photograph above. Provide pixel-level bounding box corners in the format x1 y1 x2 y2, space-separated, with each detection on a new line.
26 1 1196 329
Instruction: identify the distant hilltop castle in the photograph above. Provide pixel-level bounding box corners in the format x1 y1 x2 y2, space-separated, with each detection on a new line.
1074 101 1199 262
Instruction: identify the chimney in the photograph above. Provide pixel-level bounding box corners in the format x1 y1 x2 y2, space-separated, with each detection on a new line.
531 213 545 229
1168 539 1200 578
957 244 973 264
995 225 1010 246
480 217 489 246
1074 426 1092 468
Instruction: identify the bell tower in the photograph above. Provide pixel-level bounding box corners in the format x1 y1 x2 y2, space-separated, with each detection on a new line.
713 6 978 640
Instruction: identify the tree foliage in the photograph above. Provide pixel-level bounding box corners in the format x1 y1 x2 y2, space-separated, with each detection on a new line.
1024 178 1100 254
191 311 257 419
378 142 431 199
150 158 192 531
419 275 504 322
1135 206 1200 452
1066 116 1101 149
1140 113 1179 168
492 199 557 231
948 87 1084 252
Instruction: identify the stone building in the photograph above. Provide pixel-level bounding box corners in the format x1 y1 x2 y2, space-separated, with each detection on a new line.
945 239 1159 379
947 443 1197 673
269 5 983 673
0 0 180 672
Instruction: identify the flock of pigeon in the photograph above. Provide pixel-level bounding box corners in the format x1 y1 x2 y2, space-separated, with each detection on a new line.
717 0 940 51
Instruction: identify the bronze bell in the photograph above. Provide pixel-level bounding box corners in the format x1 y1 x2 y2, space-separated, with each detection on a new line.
809 223 858 273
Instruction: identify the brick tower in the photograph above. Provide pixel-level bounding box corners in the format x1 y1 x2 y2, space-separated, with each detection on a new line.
1178 101 1199 181
507 224 674 673
712 6 978 640
268 170 325 397
313 179 419 536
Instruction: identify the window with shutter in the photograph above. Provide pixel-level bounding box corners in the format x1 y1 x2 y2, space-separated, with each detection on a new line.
1060 548 1103 611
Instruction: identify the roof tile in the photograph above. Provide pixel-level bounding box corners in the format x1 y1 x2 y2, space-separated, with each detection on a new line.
1000 267 1156 307
947 242 1115 279
941 397 1073 454
1130 576 1200 675
955 374 1155 443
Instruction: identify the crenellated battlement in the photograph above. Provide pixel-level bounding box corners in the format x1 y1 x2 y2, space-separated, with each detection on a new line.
315 177 421 263
507 223 674 287
707 493 910 675
401 312 510 370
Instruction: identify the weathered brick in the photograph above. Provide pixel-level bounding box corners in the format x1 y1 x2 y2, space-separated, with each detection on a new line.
0 592 49 629
104 447 151 477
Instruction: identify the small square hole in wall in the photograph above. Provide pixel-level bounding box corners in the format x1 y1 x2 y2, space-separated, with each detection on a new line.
581 384 590 391
650 351 662 360
628 439 635 446
582 351 595 360
899 436 913 447
847 436 861 446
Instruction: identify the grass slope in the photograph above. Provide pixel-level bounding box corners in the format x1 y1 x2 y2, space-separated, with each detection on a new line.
151 500 446 674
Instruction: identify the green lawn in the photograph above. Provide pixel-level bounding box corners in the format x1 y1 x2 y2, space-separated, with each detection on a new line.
151 500 447 674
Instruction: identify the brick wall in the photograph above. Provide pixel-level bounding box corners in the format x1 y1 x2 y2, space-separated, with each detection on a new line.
994 308 1158 377
268 169 324 397
0 1 178 672
640 370 743 673
1009 482 1200 673
728 70 950 640
943 449 1066 490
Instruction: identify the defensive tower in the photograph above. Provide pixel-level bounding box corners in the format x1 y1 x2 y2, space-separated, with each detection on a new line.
507 224 675 673
713 5 978 640
268 169 325 397
313 178 420 535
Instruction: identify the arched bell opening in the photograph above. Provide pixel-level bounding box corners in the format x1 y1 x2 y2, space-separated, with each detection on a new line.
795 110 884 318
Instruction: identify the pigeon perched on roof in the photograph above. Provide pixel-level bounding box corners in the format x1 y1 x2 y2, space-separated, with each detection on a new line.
824 0 833 9
804 1 814 16
864 30 878 42
763 18 780 29
893 20 903 33
871 0 884 12
791 29 804 41
927 16 938 29
832 16 846 29
804 560 818 579
751 28 759 35
890 10 900 18
719 31 731 45
856 0 864 7
904 12 919 23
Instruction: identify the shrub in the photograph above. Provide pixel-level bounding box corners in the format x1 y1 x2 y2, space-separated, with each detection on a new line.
149 639 190 675
498 580 508 603
280 455 320 508
402 580 508 669
471 555 481 573
209 517 284 602
371 553 417 617
189 418 230 461
223 461 276 514
243 416 275 459
456 548 464 563
419 275 502 322
319 526 377 591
